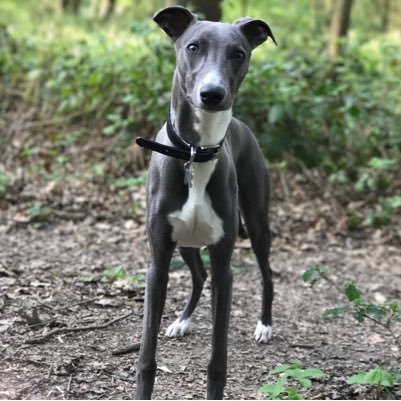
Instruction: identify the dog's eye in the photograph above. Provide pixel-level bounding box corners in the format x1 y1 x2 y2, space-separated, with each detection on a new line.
187 43 199 53
233 50 246 61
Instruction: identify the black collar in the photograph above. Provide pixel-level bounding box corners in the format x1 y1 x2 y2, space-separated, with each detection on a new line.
136 108 225 163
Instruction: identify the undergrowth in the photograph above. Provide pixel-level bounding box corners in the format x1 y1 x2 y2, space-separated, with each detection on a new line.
1 3 401 231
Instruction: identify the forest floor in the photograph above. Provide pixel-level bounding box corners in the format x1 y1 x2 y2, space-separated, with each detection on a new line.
0 160 400 399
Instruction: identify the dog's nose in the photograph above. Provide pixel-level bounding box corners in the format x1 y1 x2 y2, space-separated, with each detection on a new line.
200 85 226 106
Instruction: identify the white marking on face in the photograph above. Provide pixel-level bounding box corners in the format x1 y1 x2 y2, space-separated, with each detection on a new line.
201 71 222 86
193 71 225 106
165 317 191 337
254 320 272 343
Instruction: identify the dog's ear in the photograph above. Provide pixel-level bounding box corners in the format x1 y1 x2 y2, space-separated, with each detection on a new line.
233 17 277 49
153 6 197 41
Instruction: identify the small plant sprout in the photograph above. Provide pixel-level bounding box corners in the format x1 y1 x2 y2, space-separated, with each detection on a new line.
303 265 401 348
347 367 399 399
259 364 326 400
101 265 144 283
0 173 11 197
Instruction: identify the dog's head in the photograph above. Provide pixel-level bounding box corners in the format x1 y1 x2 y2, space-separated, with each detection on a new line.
154 6 276 112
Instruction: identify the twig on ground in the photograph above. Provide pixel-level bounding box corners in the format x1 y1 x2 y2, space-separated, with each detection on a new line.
112 342 141 355
53 298 98 312
25 311 133 344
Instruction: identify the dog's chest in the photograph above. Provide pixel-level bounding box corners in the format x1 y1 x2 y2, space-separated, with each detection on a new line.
168 160 223 248
167 108 231 248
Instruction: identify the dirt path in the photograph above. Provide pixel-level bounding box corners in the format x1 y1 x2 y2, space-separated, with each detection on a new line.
1 196 400 400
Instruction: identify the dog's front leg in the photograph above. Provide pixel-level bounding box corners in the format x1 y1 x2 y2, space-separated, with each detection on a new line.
135 223 175 400
206 242 234 400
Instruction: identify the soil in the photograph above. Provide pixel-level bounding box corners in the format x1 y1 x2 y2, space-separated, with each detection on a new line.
0 168 400 400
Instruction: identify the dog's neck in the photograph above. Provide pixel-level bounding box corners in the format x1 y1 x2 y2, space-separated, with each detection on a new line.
170 77 232 148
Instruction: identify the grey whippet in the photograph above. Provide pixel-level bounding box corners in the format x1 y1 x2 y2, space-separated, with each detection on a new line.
135 6 277 400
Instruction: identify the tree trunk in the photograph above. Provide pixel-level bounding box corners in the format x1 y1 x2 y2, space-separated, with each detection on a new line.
190 0 222 21
104 0 117 19
328 0 353 61
381 0 391 33
61 0 81 14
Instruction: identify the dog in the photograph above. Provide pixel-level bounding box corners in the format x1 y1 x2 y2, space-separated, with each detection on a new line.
135 6 276 399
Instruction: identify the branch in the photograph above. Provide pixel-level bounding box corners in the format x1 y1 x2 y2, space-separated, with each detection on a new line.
25 311 133 344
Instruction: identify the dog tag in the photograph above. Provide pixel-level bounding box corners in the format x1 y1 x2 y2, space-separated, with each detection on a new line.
184 146 196 187
184 167 194 187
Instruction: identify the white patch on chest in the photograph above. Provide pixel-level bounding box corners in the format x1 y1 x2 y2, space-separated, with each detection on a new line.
194 108 232 146
169 159 224 247
168 108 232 248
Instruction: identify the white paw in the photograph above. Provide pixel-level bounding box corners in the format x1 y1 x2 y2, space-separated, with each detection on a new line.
165 317 191 337
254 320 272 343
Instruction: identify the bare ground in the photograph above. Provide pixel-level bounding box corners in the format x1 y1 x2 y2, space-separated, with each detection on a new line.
0 171 400 400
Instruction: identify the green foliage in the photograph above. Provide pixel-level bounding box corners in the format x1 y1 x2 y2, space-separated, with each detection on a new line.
111 174 147 189
27 203 51 228
1 1 401 233
346 367 400 398
0 173 10 197
259 364 326 400
303 265 401 347
321 306 349 320
302 264 327 287
101 265 144 283
347 367 396 388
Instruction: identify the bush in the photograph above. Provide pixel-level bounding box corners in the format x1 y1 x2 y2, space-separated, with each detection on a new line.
1 8 401 222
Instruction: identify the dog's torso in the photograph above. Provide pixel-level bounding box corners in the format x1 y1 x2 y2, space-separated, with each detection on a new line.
146 116 263 249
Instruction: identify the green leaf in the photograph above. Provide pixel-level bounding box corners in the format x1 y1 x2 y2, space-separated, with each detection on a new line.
347 372 369 385
102 124 117 135
102 265 125 280
296 378 312 388
381 196 401 212
300 368 326 379
272 365 298 374
322 306 348 319
259 382 287 399
302 269 316 283
268 104 284 124
347 368 395 388
285 387 304 400
113 176 145 188
352 311 365 322
169 257 185 271
364 304 387 320
302 265 327 286
345 283 361 301
367 157 397 171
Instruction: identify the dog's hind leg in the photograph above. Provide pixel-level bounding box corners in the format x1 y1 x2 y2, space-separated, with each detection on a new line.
165 247 207 337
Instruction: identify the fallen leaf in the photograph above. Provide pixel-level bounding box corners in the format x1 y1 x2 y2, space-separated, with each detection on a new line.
158 366 172 374
367 334 385 344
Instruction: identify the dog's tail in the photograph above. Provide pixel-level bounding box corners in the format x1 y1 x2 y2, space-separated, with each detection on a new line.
238 211 249 239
